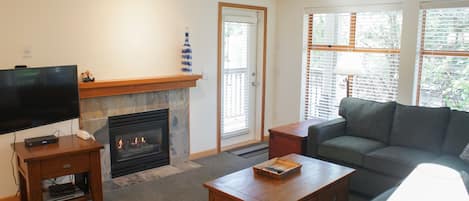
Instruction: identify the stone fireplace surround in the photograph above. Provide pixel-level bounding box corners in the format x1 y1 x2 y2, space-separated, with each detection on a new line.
79 89 190 181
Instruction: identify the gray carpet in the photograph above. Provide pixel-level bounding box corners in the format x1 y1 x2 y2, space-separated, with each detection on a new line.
104 151 369 201
104 152 268 201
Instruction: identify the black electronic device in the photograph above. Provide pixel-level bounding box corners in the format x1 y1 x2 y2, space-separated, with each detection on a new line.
48 183 76 197
45 182 84 201
0 65 79 135
24 135 59 147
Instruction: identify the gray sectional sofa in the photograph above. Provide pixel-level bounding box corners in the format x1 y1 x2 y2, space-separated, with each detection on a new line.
306 97 469 198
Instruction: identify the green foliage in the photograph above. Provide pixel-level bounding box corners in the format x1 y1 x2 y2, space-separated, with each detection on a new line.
419 8 469 111
421 56 469 111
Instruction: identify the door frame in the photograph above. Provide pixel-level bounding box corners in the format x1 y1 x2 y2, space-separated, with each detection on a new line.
217 2 267 153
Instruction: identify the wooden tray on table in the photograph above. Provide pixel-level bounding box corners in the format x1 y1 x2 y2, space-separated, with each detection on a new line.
253 157 302 179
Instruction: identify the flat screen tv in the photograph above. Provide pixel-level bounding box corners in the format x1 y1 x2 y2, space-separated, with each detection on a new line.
0 65 79 135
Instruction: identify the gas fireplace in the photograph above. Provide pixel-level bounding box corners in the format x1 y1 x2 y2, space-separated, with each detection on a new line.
108 109 169 178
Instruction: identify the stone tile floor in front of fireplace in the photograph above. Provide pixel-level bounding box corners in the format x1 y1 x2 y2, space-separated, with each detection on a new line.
103 160 202 191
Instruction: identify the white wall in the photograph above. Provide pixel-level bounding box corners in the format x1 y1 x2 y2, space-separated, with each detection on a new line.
0 0 187 79
183 0 277 154
273 0 424 126
0 0 276 197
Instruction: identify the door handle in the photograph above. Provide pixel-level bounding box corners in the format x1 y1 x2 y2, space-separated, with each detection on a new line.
251 81 258 87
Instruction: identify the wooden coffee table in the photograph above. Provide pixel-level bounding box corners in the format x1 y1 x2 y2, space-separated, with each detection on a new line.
203 154 355 201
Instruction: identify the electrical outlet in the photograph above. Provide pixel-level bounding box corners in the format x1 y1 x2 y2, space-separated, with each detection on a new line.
23 47 32 59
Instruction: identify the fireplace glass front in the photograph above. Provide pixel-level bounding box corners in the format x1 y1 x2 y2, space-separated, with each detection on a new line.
108 109 169 178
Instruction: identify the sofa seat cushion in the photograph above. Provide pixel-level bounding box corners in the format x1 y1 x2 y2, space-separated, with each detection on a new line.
363 146 439 178
390 104 450 153
339 97 396 143
318 136 386 166
432 155 469 173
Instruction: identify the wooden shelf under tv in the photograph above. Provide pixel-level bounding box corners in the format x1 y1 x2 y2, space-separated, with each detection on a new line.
79 74 203 99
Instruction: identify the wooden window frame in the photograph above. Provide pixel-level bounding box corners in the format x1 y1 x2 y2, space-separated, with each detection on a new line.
304 12 401 118
307 13 401 54
415 9 469 105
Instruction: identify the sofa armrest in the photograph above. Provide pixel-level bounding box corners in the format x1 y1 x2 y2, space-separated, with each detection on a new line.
306 118 347 157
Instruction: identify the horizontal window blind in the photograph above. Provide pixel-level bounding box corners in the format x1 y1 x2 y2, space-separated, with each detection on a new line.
355 11 402 49
423 8 468 51
305 50 342 120
416 7 469 112
305 3 402 14
303 10 402 120
311 13 351 46
351 53 400 102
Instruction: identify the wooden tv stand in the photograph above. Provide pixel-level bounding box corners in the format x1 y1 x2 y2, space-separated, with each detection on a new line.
12 135 104 201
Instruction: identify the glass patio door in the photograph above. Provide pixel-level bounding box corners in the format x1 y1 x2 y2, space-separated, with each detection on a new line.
221 11 258 140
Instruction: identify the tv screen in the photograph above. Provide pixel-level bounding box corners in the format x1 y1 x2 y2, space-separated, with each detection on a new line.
0 65 79 135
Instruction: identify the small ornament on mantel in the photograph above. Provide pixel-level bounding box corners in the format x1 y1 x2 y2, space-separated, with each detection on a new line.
181 30 193 74
80 70 95 82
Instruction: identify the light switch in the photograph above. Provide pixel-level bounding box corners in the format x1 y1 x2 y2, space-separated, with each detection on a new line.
23 48 32 59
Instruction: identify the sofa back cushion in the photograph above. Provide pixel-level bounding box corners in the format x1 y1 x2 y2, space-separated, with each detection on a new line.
339 97 396 143
442 110 469 155
390 104 450 153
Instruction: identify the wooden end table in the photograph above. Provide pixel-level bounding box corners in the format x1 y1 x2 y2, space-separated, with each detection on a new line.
204 154 355 201
13 135 104 201
268 118 325 159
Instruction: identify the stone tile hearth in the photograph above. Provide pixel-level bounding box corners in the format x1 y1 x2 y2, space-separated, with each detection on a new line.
79 89 190 181
103 160 201 192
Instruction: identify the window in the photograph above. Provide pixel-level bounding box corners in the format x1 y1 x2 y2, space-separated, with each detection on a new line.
416 7 469 111
222 21 251 135
303 10 402 120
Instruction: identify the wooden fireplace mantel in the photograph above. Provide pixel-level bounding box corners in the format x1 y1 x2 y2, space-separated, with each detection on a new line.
79 74 202 99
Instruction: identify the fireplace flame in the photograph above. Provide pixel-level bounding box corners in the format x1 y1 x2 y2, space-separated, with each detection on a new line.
130 136 147 146
117 136 148 150
117 138 124 149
